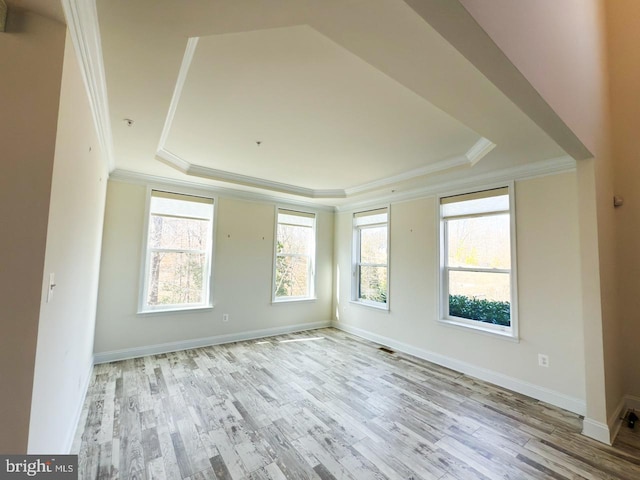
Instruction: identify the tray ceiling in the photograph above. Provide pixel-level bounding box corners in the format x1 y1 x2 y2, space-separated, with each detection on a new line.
96 0 566 205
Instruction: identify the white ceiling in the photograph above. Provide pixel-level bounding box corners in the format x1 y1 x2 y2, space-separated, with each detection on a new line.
96 0 566 206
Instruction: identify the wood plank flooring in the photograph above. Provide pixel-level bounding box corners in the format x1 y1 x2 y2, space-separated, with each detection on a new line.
73 328 640 479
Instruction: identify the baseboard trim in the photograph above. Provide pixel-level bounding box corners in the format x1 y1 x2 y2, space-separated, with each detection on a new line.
583 418 612 445
608 394 640 445
64 362 94 454
625 394 640 411
93 321 331 364
333 322 586 416
608 395 627 445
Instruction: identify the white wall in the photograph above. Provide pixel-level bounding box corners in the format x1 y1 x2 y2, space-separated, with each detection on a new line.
606 0 640 402
453 0 616 440
94 181 334 355
334 171 586 411
28 30 108 454
0 9 65 453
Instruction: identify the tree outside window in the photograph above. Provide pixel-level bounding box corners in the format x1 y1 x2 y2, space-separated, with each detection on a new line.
141 190 214 312
440 187 516 335
354 208 389 308
274 209 316 301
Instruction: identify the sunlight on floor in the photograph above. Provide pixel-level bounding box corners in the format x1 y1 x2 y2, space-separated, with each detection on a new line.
278 336 325 343
254 336 326 345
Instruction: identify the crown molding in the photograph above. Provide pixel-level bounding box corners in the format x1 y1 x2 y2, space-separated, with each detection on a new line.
156 148 346 199
155 40 346 199
62 0 115 172
336 155 576 212
110 155 575 215
158 144 499 200
155 148 191 172
109 168 337 212
157 142 500 200
157 37 199 151
187 163 346 199
61 11 501 201
466 137 496 166
345 154 467 196
344 137 495 196
156 37 500 200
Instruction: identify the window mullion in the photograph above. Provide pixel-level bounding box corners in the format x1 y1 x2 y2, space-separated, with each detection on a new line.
446 266 511 274
149 247 207 255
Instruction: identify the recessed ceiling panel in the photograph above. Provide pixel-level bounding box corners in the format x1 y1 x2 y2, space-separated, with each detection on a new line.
164 25 481 190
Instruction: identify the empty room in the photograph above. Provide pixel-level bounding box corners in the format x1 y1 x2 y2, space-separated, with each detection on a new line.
3 0 640 478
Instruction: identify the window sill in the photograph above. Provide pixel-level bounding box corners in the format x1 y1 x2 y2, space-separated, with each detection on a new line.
137 305 214 316
438 317 519 342
349 300 389 312
272 297 317 305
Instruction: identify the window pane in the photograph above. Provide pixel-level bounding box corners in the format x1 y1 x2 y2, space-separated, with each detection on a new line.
147 252 205 306
448 270 510 326
446 214 510 268
359 266 387 303
277 224 312 255
149 215 209 250
275 255 310 297
360 226 387 264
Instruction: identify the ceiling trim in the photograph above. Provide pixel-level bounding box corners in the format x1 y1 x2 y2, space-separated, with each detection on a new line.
344 137 495 196
109 168 336 212
155 34 496 200
157 140 495 199
62 0 115 172
157 37 199 151
110 155 575 214
336 155 576 212
156 36 347 199
156 148 346 198
466 137 496 166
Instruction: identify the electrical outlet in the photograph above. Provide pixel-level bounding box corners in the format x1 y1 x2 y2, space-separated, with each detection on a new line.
222 313 229 322
538 354 549 368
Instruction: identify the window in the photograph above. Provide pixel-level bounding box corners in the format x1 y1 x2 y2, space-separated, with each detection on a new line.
140 190 214 312
440 186 517 336
273 209 316 301
353 208 389 308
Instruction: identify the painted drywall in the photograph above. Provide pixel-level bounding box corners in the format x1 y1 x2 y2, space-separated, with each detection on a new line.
94 181 334 354
606 0 640 401
334 172 586 407
457 0 617 435
0 9 65 453
27 30 108 454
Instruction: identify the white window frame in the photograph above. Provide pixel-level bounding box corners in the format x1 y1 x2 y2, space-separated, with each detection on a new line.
351 206 390 310
437 183 518 339
272 207 317 303
138 187 216 314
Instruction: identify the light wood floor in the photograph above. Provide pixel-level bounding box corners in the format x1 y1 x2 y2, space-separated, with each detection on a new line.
73 328 640 479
